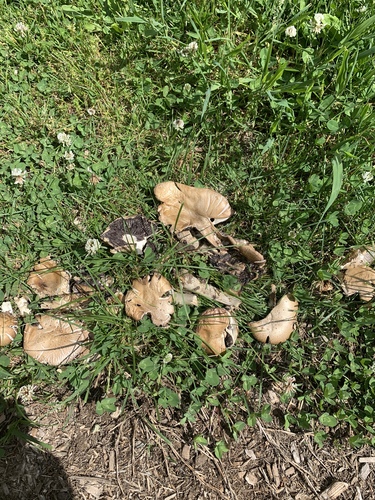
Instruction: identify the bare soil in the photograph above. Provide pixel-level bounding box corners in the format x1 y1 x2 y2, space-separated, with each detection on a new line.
1 392 374 500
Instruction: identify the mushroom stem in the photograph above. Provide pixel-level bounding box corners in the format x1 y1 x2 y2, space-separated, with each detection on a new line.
179 270 242 309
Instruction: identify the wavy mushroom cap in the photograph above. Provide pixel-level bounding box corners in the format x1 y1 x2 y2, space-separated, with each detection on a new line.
27 257 71 298
342 265 375 302
196 308 238 355
23 315 89 365
0 312 18 346
124 273 174 327
154 182 232 247
249 294 298 345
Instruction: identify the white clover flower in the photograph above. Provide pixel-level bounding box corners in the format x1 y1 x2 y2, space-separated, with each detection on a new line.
173 119 185 130
87 108 96 116
11 168 27 185
14 22 29 37
358 5 367 12
285 25 297 38
85 238 101 256
57 132 72 147
362 171 374 183
64 150 75 161
180 41 198 56
163 353 173 364
17 385 36 404
312 13 326 34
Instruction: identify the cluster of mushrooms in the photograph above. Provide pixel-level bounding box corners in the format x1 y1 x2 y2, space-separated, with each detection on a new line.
1 181 374 365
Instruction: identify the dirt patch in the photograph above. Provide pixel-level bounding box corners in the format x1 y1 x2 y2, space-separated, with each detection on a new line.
1 396 375 499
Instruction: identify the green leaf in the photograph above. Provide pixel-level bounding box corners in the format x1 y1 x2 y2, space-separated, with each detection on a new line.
115 16 146 24
344 199 362 215
314 430 327 448
326 119 339 132
194 435 208 446
201 87 211 120
319 413 338 427
205 368 220 386
242 374 258 390
322 156 343 217
158 388 180 408
0 355 10 367
0 367 12 379
96 397 117 415
214 440 229 459
138 357 159 373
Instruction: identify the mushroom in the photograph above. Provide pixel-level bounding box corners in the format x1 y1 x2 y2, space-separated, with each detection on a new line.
249 294 298 344
0 312 18 347
341 246 375 269
23 315 89 365
340 246 375 301
341 265 375 302
124 273 174 327
101 215 156 254
27 257 71 298
154 182 232 247
222 235 266 266
196 308 238 355
179 270 242 309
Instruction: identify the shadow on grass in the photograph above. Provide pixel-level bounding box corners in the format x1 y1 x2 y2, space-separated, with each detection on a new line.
0 396 74 500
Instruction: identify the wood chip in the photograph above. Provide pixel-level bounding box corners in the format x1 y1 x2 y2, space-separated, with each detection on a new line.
245 449 257 460
360 462 371 481
285 466 295 476
245 472 258 486
272 462 280 488
182 444 191 461
291 442 301 464
108 450 115 472
320 481 349 499
359 457 375 463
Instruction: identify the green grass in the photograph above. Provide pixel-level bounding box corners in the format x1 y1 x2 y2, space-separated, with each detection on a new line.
1 0 375 452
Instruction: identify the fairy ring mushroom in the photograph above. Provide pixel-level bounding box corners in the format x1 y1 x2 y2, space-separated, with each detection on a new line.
0 312 18 347
101 215 156 254
154 181 232 247
249 294 298 345
124 273 174 327
27 257 71 298
196 308 238 355
23 315 89 365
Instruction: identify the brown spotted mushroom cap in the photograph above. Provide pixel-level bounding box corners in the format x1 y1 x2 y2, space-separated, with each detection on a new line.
23 315 89 365
124 273 174 327
154 182 232 247
196 308 238 355
27 257 71 298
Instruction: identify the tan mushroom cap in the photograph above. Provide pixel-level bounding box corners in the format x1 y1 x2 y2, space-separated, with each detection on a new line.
249 294 298 345
0 312 18 347
196 308 238 355
341 265 375 302
154 182 232 247
124 273 174 327
27 257 71 298
341 246 375 270
23 315 89 365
